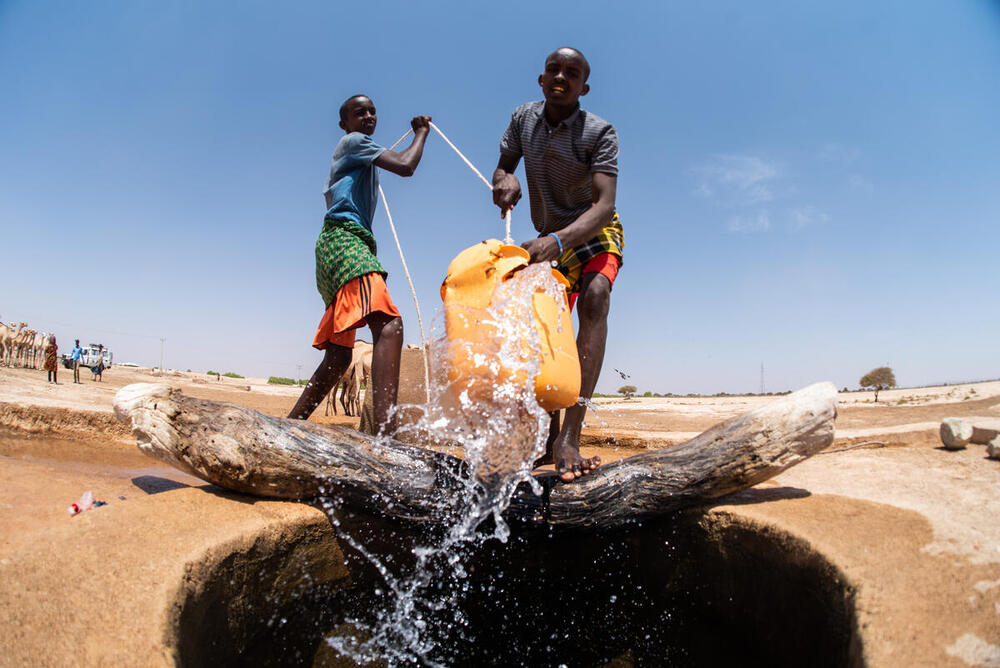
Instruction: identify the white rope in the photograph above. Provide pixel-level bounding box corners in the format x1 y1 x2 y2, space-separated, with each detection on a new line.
428 122 492 189
428 121 513 245
388 129 412 151
378 182 430 401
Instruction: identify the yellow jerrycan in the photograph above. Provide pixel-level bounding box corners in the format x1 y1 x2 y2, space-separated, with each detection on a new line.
440 239 581 412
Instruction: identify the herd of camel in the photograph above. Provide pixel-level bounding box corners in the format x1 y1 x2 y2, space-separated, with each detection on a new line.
321 340 425 418
0 317 380 418
324 340 373 417
0 318 51 369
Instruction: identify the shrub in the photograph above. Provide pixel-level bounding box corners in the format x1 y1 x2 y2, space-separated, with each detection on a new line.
268 376 297 385
223 372 244 379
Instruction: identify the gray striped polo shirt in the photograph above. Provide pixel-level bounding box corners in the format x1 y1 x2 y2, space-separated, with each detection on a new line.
500 100 618 234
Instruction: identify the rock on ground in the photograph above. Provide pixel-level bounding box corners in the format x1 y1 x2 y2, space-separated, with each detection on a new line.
940 417 973 449
988 436 1000 460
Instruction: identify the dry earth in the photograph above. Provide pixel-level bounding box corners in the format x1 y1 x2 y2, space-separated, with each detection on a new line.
1 365 999 665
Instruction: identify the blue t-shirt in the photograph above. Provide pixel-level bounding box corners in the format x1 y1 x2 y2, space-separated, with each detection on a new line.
323 132 386 231
71 345 82 361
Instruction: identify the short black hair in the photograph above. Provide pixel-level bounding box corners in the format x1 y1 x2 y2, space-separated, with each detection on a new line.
547 47 590 81
339 94 370 122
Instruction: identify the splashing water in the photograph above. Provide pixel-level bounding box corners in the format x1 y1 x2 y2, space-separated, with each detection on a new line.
321 263 570 666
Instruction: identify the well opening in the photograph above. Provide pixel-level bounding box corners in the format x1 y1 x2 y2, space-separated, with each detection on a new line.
176 509 859 667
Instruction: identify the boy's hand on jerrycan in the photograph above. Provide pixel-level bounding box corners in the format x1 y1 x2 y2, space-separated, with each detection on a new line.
410 115 431 133
521 235 561 264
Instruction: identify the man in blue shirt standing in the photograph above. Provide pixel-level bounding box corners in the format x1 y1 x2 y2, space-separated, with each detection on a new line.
70 339 83 384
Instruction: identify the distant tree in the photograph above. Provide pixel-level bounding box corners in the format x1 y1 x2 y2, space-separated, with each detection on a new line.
618 385 637 399
859 366 896 402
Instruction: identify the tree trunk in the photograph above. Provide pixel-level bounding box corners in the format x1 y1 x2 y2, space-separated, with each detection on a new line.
113 382 837 529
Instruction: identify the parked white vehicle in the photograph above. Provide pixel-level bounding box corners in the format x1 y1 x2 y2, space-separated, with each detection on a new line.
63 344 112 370
81 344 112 369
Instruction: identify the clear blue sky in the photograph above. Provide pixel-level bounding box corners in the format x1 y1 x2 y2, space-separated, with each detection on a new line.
2 1 998 394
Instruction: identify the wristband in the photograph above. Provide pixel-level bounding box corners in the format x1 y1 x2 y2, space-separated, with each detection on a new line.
548 232 563 254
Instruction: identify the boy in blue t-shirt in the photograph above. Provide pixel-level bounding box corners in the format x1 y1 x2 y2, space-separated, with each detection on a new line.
288 95 431 433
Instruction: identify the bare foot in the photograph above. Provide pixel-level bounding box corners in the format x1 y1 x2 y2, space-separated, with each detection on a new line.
552 435 600 482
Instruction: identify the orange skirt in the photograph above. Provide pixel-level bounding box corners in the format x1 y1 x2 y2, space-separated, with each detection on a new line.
312 273 400 349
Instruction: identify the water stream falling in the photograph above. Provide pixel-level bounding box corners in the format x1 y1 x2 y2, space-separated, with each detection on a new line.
319 263 570 666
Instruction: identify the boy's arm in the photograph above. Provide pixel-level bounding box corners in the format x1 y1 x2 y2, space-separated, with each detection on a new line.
374 116 431 177
492 153 522 216
521 172 617 264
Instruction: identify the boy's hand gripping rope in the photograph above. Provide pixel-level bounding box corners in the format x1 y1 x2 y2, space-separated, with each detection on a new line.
380 124 517 402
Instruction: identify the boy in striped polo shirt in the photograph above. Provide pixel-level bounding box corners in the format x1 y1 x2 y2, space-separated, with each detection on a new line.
492 47 623 483
288 95 431 434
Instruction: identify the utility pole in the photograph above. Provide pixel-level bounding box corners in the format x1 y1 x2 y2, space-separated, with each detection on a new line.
296 364 302 383
159 337 166 376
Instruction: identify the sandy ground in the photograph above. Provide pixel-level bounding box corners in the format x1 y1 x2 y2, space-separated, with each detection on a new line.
4 362 997 448
2 365 1000 665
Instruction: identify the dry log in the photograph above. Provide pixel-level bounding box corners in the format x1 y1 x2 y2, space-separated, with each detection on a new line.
114 381 837 529
538 382 837 527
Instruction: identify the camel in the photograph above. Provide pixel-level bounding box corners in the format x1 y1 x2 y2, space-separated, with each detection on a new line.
341 367 361 415
23 330 37 368
340 348 374 415
0 321 9 366
322 340 374 417
323 371 359 417
0 321 8 366
29 331 47 369
343 345 374 415
6 322 28 367
13 328 37 368
341 342 374 416
0 322 27 367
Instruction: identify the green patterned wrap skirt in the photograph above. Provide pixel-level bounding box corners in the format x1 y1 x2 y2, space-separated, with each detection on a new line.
315 217 386 308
